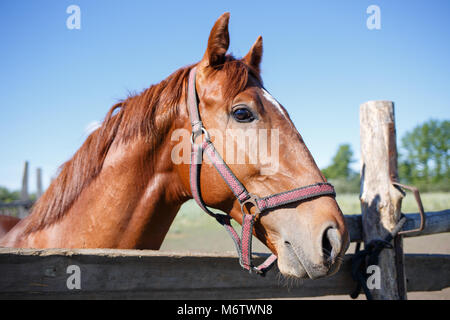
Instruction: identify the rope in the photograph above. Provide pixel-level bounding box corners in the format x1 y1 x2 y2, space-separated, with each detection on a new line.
350 214 407 300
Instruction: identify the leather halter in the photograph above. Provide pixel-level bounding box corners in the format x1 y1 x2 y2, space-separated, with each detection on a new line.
187 66 336 276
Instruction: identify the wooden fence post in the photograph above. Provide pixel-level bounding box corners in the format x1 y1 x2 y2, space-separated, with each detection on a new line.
359 101 407 299
18 161 29 219
36 168 43 199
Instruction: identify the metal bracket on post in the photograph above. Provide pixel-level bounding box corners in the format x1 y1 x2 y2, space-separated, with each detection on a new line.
391 180 426 300
391 181 426 235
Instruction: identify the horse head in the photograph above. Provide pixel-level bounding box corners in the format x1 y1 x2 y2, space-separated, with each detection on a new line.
174 13 349 279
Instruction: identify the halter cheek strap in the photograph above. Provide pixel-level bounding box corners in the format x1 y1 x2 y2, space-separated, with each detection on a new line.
187 66 336 276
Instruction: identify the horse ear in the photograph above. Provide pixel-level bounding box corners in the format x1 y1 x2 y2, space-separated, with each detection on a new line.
202 12 230 67
243 36 263 74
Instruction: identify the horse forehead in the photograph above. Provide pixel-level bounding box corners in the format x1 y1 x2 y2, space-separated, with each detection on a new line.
260 88 289 119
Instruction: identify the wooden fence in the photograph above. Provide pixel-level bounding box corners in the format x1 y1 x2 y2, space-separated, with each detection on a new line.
0 101 449 299
0 162 41 218
0 248 449 299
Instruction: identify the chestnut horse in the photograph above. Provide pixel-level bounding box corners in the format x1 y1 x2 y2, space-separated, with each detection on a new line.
1 13 348 279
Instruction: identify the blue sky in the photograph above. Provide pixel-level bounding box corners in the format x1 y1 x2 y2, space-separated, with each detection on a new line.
1 0 449 192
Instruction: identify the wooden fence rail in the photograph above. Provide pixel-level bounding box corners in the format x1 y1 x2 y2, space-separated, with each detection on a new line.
0 209 448 299
346 210 450 242
0 248 449 299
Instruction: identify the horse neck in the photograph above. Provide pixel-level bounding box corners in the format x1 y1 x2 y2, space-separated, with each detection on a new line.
6 133 189 249
80 136 189 249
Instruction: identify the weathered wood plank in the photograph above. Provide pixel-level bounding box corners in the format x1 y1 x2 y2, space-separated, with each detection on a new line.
345 210 450 242
402 210 450 237
0 249 448 299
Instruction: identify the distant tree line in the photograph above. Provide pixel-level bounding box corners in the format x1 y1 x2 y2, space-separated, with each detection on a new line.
321 144 360 193
322 119 449 193
0 187 21 203
0 187 36 203
398 119 449 192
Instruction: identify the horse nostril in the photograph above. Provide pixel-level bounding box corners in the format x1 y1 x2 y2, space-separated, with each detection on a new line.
322 230 333 261
321 227 342 264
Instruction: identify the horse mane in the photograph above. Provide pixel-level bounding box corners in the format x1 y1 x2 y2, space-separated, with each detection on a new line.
24 55 256 233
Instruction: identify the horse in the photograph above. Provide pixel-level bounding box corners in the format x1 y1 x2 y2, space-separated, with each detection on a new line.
0 13 349 279
0 215 20 238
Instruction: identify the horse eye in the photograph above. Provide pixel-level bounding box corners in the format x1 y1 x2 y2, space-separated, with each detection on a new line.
232 107 255 122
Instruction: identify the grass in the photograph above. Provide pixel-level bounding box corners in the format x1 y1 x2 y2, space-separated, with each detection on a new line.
336 192 450 214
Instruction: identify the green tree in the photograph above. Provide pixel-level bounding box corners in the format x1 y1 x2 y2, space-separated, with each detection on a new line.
399 119 449 191
0 186 20 203
322 144 355 179
322 144 359 193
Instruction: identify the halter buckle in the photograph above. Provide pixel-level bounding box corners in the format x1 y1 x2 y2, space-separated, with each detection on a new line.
240 194 261 218
190 127 210 145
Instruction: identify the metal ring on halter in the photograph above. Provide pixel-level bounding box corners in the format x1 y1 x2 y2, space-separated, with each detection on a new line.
190 127 210 145
240 194 261 218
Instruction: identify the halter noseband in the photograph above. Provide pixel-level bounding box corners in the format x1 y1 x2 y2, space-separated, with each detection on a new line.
187 67 336 276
